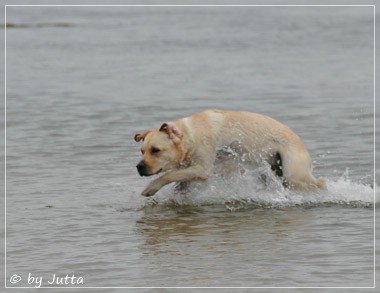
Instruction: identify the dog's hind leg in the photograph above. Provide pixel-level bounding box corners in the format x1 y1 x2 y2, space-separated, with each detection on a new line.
280 148 326 190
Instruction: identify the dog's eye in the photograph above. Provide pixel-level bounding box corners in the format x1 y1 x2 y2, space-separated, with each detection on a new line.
151 147 160 154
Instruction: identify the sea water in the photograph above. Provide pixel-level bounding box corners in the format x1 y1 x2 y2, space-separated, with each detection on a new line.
3 5 376 288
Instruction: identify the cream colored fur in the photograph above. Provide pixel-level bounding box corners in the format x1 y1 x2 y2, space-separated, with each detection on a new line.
134 109 326 196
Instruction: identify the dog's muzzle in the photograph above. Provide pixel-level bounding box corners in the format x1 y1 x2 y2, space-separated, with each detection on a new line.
136 161 148 176
136 161 163 177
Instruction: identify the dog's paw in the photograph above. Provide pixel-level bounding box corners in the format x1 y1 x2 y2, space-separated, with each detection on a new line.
141 184 159 197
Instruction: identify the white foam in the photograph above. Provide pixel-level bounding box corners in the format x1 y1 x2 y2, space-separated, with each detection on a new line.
141 168 375 210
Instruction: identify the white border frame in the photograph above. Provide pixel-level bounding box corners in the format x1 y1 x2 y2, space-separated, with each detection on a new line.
3 4 376 289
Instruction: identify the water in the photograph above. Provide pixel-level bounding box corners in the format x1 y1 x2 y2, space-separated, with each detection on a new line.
4 5 376 288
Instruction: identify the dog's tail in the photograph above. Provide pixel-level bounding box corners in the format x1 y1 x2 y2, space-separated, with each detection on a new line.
315 177 327 190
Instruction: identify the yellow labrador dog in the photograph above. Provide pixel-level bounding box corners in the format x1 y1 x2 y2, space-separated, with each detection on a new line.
134 109 326 196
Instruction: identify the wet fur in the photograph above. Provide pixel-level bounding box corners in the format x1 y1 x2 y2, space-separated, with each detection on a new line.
134 109 326 196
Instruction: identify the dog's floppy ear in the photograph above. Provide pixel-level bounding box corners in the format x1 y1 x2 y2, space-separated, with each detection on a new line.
134 130 150 142
159 122 182 144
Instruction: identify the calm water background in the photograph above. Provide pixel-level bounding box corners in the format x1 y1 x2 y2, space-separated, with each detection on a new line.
3 5 376 288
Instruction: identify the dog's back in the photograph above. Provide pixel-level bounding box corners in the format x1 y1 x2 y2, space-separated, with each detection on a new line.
179 109 326 190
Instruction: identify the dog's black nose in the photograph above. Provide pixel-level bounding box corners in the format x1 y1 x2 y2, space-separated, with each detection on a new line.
136 161 147 176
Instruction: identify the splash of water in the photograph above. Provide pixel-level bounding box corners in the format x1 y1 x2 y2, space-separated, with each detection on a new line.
141 166 375 210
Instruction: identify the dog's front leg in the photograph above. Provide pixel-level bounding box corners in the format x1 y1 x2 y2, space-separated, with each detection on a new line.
141 165 210 197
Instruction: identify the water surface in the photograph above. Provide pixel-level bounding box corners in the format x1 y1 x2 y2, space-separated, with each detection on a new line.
4 6 375 288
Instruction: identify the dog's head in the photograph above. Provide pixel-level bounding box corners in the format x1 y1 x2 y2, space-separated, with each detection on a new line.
134 122 183 176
